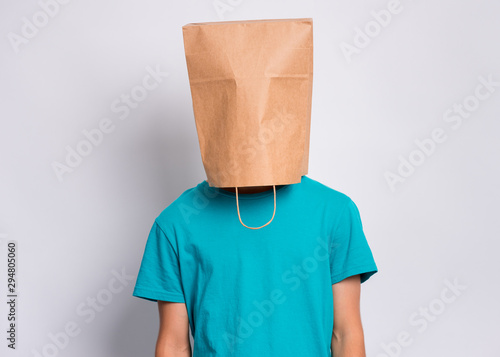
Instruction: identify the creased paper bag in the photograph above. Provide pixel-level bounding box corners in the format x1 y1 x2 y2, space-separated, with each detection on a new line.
182 18 313 189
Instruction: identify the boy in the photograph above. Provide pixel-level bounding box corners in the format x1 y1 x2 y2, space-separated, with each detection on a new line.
132 177 378 356
132 18 378 357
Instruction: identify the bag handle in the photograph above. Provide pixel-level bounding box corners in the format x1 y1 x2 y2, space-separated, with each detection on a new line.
235 185 276 229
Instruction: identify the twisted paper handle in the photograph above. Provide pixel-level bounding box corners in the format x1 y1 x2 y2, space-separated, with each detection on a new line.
235 185 276 229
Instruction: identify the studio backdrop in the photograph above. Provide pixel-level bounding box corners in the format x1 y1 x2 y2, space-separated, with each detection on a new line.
1 0 499 356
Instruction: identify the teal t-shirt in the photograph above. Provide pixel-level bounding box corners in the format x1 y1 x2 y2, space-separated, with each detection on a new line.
132 175 378 356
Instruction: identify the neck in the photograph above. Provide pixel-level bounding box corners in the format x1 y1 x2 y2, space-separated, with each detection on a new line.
219 185 275 194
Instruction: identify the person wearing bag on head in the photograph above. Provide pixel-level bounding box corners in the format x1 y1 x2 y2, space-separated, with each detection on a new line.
132 18 379 357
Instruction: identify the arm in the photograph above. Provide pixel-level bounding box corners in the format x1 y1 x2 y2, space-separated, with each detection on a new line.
156 301 192 357
331 275 366 357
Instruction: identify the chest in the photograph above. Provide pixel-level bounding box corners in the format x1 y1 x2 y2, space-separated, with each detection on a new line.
182 221 331 277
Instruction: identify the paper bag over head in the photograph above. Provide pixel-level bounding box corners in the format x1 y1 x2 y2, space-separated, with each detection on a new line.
182 18 314 189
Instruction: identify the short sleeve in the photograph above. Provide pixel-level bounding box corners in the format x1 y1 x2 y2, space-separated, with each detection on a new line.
330 198 378 285
132 220 186 303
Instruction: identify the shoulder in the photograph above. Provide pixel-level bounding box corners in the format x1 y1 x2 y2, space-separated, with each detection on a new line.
153 182 203 232
301 175 354 209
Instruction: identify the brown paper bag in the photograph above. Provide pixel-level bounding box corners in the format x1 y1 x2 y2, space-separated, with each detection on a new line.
182 18 313 228
182 18 313 187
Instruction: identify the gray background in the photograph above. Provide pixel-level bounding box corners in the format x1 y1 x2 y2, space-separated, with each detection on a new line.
1 0 499 356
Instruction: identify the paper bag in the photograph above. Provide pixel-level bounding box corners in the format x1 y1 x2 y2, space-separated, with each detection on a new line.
182 18 313 189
